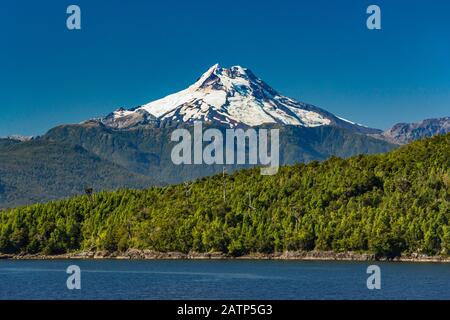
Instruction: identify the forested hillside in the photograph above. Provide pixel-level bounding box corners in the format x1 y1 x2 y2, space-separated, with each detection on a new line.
0 134 448 258
0 139 156 207
0 122 394 208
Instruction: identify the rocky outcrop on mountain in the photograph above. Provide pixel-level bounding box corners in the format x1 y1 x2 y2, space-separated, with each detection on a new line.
380 117 450 144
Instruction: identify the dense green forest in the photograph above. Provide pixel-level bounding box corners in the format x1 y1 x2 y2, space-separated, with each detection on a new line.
0 134 448 258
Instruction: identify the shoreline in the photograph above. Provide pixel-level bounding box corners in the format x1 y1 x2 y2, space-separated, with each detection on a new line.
1 249 450 263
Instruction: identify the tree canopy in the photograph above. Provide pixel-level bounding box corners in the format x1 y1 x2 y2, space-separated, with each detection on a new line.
0 134 448 258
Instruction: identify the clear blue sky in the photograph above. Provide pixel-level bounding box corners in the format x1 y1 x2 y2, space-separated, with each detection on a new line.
1 0 449 136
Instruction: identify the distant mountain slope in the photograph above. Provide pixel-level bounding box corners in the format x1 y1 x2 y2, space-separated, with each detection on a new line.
378 117 450 144
0 138 22 148
0 139 155 208
98 64 381 134
42 122 395 184
1 134 448 258
0 122 394 208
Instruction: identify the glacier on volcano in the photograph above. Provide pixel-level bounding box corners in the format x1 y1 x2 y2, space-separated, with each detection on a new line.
99 64 379 134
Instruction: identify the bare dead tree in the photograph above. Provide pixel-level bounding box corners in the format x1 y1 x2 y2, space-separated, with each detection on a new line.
222 167 227 204
184 181 193 205
290 205 302 233
247 192 255 212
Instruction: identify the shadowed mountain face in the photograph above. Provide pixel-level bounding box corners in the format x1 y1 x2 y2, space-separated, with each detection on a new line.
0 138 156 208
43 122 395 181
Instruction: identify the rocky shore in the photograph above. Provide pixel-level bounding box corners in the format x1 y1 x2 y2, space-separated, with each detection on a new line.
1 249 449 263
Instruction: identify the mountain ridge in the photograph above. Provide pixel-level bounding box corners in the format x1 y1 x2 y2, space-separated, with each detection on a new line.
378 116 450 144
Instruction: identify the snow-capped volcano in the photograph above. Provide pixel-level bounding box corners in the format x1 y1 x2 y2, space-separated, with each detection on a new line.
100 64 379 133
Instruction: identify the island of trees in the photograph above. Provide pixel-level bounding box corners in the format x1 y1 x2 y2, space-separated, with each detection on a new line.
0 134 448 259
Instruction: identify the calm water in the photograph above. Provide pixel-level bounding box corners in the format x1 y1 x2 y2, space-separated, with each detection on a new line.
0 260 449 300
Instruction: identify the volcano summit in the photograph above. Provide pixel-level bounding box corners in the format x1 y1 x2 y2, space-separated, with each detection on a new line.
100 64 380 135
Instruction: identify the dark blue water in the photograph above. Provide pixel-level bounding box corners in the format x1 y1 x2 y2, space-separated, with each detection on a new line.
0 260 449 300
